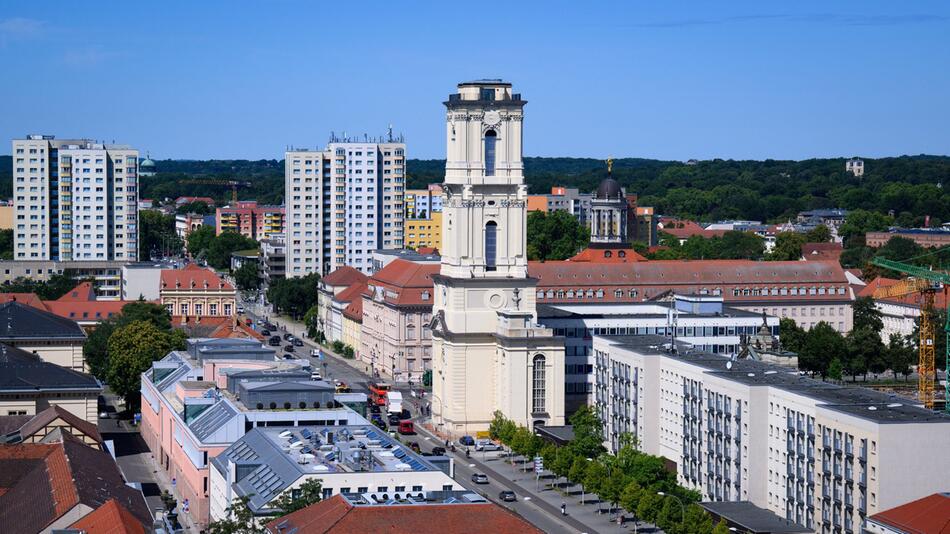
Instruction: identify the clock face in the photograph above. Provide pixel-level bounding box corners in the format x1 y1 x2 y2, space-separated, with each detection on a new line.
484 111 501 126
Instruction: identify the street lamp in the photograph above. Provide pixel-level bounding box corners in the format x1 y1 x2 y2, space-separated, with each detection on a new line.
656 492 685 523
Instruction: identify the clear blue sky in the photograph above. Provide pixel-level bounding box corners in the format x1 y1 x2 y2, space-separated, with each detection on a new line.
1 1 948 160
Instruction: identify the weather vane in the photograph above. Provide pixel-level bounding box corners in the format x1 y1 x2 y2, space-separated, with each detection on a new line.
606 156 614 176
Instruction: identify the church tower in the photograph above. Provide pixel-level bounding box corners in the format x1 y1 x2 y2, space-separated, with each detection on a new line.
430 80 565 436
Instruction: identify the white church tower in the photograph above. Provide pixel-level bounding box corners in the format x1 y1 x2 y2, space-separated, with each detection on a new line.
430 80 565 436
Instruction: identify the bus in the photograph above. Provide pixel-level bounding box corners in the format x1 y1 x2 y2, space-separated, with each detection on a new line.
368 381 392 406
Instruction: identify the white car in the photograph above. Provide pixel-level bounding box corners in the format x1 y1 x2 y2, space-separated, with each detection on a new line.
310 372 323 381
474 438 502 452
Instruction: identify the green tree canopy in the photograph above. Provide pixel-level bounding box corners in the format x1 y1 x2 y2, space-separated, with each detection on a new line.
768 232 807 261
187 225 216 258
207 495 264 534
526 210 590 261
271 478 323 515
0 229 13 260
779 318 806 353
234 261 260 291
886 333 916 380
267 273 321 318
207 232 258 270
568 405 606 458
84 301 174 379
140 209 182 260
176 200 214 215
799 321 846 378
852 296 884 332
106 320 187 406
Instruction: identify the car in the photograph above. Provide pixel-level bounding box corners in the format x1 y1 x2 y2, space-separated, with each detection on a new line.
470 473 489 484
284 345 295 353
459 435 475 447
310 349 321 358
499 490 516 502
245 318 253 326
431 446 446 456
369 404 381 414
260 329 270 337
264 322 277 331
283 333 294 341
388 413 401 426
398 409 412 420
475 439 502 452
310 372 323 381
335 384 351 393
283 353 295 360
237 305 245 314
293 338 304 347
268 336 281 346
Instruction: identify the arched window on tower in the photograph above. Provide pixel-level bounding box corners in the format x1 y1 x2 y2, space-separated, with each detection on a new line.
484 130 497 176
532 354 546 414
485 221 497 271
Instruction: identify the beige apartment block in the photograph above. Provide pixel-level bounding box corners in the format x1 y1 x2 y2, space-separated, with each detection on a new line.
592 334 950 534
431 80 565 436
12 135 138 261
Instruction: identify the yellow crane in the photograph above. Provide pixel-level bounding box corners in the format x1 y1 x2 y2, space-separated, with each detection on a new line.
180 179 252 204
871 257 950 410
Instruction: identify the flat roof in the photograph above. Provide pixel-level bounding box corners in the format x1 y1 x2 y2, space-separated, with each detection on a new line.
538 302 763 320
700 501 810 533
602 335 950 424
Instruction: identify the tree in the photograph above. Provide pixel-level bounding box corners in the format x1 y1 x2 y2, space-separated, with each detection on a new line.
636 490 665 523
552 446 576 488
303 304 322 340
846 327 885 380
106 321 187 406
717 231 765 260
768 232 807 261
839 209 893 247
176 200 214 215
0 273 82 300
601 469 629 519
489 411 517 445
187 225 216 258
526 210 590 261
779 318 806 352
583 459 607 497
271 478 323 514
569 456 589 495
0 228 13 260
827 358 844 381
712 519 731 534
207 495 265 534
84 301 175 380
886 333 915 380
207 232 258 270
568 405 606 458
140 209 182 260
799 322 846 378
805 224 832 243
657 497 683 533
234 261 260 291
267 273 321 318
852 296 884 332
620 480 644 518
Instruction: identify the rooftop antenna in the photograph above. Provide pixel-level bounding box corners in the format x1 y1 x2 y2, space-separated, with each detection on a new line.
667 295 678 354
388 124 394 143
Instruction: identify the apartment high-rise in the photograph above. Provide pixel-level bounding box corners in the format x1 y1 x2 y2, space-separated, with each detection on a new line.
12 135 139 261
285 135 405 276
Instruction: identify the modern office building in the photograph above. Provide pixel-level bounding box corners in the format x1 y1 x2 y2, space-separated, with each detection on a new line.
591 334 950 534
210 425 464 522
538 294 780 413
12 135 138 261
285 135 406 277
140 338 368 528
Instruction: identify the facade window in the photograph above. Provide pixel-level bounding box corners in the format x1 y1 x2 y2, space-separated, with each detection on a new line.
485 221 497 271
532 354 546 414
406 324 416 340
484 130 497 176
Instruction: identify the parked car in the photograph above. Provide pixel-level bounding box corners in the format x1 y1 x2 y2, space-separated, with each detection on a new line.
387 413 401 426
499 490 516 502
470 473 489 484
459 435 475 447
264 322 277 331
293 338 304 347
475 439 502 452
310 371 322 381
431 446 446 456
260 329 270 337
283 333 294 341
268 336 281 346
369 404 381 414
397 420 415 435
283 354 295 360
284 345 295 352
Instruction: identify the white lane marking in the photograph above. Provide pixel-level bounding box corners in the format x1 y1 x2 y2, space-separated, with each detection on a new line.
468 463 476 467
424 436 430 440
523 497 531 501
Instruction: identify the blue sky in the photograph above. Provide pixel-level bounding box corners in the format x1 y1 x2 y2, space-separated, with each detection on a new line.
1 1 948 160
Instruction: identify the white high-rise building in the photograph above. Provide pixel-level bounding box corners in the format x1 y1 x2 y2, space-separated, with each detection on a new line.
430 80 565 436
12 135 139 261
285 136 405 276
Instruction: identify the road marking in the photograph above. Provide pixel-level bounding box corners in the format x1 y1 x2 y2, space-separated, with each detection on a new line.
468 463 476 467
424 436 430 440
523 497 531 501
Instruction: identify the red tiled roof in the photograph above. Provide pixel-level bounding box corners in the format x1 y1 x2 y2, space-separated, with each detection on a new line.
70 498 146 534
16 405 103 445
160 263 234 291
660 219 728 239
173 316 264 340
0 435 150 532
364 260 439 308
869 493 950 534
0 293 49 311
569 246 647 263
322 266 368 288
333 281 368 305
339 282 368 322
529 259 851 304
43 282 138 323
56 281 97 302
264 494 544 534
416 246 439 255
801 242 843 262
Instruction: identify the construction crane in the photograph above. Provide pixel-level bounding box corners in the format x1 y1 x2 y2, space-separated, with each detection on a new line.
180 179 252 204
871 257 950 410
